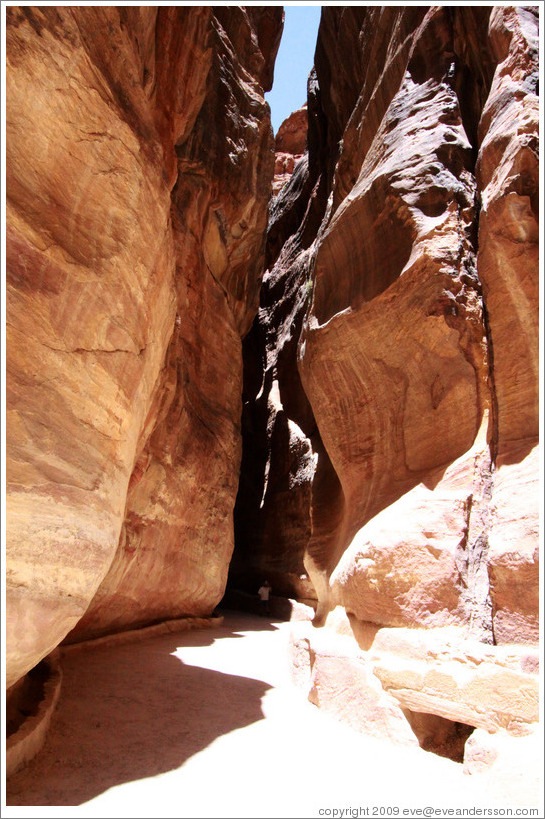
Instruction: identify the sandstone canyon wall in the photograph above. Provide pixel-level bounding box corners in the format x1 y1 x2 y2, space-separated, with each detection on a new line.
5 3 540 756
232 5 540 746
272 104 308 195
6 5 282 687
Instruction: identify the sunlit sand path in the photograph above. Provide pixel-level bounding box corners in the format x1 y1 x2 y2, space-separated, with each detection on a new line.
5 612 541 817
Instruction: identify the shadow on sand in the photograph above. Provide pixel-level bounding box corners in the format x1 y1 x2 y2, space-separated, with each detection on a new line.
6 612 278 806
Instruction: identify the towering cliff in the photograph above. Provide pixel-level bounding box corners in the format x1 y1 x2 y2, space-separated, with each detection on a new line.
233 5 539 747
6 5 282 687
5 4 539 761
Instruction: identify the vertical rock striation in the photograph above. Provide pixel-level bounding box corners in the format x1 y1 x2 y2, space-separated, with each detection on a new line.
6 6 282 684
474 7 540 645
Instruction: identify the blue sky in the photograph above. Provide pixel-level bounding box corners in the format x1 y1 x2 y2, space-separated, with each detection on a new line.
265 5 322 134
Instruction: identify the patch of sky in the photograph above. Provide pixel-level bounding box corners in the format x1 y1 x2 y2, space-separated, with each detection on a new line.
265 5 322 135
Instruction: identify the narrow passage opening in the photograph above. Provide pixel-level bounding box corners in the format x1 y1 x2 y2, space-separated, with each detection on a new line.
226 4 322 616
265 5 321 134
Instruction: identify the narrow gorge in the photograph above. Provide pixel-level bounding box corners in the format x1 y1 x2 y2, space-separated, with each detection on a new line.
5 4 541 807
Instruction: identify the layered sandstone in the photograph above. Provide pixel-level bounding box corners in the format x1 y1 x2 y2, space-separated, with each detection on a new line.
233 4 539 744
6 2 539 766
272 104 308 195
6 6 282 685
290 607 540 756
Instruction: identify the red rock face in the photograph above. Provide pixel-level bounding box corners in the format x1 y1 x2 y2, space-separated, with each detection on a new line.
273 105 308 195
6 2 538 712
303 6 491 631
235 6 539 650
475 7 539 645
6 6 282 682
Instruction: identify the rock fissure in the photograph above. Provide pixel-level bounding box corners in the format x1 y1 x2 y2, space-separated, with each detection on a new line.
41 343 148 357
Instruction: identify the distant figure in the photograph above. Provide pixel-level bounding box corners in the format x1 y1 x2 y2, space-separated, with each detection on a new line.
258 580 272 616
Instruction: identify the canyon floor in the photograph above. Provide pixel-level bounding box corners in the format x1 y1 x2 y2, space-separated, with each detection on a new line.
4 612 542 817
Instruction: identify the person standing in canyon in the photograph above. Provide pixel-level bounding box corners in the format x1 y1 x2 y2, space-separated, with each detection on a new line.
258 580 272 616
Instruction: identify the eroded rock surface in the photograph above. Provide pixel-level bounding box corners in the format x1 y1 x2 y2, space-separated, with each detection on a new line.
290 608 540 752
6 4 539 765
6 6 282 683
233 4 539 741
272 104 308 195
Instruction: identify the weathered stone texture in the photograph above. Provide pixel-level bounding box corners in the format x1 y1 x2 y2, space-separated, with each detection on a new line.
6 5 281 682
233 4 539 740
300 6 497 634
273 104 308 195
236 4 539 635
290 609 540 750
474 6 539 644
6 6 539 766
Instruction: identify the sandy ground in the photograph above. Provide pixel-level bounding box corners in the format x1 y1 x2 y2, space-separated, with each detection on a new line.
4 611 543 818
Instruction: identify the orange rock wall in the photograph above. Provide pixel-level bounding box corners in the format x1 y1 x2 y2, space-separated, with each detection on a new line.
6 4 539 701
6 6 282 684
234 6 539 647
